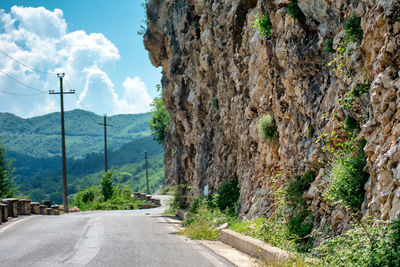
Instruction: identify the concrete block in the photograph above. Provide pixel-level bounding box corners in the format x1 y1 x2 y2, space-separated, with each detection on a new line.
31 202 40 214
18 199 32 215
2 198 18 217
39 205 47 215
46 208 54 215
219 229 293 263
0 203 8 222
51 205 60 215
176 209 187 220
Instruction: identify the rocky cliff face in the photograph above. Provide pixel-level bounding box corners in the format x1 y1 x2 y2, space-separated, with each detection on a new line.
144 0 400 231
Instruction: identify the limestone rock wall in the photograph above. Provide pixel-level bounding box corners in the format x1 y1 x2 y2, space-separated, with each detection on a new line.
144 0 400 230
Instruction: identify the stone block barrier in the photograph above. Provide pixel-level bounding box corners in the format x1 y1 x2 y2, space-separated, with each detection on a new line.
0 198 60 226
0 203 7 222
2 198 18 217
31 202 40 214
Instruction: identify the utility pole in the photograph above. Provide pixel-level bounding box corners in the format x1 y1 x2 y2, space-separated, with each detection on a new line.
145 151 149 194
98 115 112 173
49 73 75 213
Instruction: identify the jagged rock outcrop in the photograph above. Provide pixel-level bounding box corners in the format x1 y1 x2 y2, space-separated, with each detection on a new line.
144 0 400 231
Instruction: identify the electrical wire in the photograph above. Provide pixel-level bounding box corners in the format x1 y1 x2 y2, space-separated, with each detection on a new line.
0 49 57 75
0 69 47 93
0 89 44 96
65 78 90 110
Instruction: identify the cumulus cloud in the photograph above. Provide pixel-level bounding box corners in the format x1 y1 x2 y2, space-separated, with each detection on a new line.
0 6 151 118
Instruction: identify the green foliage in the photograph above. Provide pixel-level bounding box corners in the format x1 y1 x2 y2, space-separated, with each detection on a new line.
216 178 240 215
137 0 149 36
285 171 316 252
325 38 334 53
287 0 302 19
344 15 363 42
74 185 143 211
325 138 368 210
326 42 348 75
316 218 400 266
257 114 278 141
351 81 370 97
149 85 170 146
251 13 272 37
212 98 219 110
182 197 231 240
101 170 114 201
0 141 17 198
344 114 359 133
308 125 315 139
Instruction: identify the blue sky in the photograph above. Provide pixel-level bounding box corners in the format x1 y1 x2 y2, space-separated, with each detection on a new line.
0 0 162 117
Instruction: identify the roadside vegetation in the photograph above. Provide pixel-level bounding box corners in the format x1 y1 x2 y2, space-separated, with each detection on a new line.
149 84 170 146
73 170 144 211
0 139 17 198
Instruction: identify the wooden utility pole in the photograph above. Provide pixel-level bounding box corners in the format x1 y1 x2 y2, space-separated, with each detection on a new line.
98 115 112 172
145 151 149 194
49 73 75 213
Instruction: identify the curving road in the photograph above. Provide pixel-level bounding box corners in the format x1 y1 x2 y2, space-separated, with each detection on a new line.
0 196 234 267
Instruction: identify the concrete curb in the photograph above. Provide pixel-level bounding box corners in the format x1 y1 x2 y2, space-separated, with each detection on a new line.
176 209 188 220
219 229 293 263
175 209 293 263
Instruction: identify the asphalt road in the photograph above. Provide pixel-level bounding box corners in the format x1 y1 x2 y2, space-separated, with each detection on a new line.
0 197 234 267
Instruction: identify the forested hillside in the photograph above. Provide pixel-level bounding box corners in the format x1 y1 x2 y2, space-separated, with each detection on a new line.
1 110 164 204
0 109 152 159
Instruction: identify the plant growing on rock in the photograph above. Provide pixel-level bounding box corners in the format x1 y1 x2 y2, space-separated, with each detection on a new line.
212 97 219 110
351 80 370 97
325 38 334 53
325 138 368 210
308 125 315 139
344 15 363 42
251 13 272 37
343 114 359 133
257 114 278 141
287 0 302 19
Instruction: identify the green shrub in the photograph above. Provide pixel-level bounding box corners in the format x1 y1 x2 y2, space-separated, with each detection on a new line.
325 38 334 53
286 171 315 204
351 81 370 97
101 170 114 201
344 114 359 133
216 178 240 215
287 0 302 19
81 188 95 203
182 199 231 240
325 138 368 210
344 15 363 42
285 171 316 252
316 217 400 266
308 125 315 139
251 13 272 37
212 98 219 110
257 114 278 141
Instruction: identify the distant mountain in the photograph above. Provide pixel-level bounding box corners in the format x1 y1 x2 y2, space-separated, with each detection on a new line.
0 109 152 159
9 136 164 204
0 109 165 204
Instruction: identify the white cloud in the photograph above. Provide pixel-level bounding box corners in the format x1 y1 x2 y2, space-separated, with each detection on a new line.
0 6 151 118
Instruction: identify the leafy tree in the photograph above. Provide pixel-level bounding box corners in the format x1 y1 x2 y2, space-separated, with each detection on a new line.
0 141 17 198
149 84 170 146
101 170 114 201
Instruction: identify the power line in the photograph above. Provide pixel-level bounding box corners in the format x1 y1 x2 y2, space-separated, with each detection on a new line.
0 69 46 93
0 49 56 75
0 89 44 96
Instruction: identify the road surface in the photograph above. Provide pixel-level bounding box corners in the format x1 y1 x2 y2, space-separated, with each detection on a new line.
0 196 234 267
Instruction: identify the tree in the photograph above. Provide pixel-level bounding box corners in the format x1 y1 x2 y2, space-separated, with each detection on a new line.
149 84 170 146
101 170 113 201
0 141 17 198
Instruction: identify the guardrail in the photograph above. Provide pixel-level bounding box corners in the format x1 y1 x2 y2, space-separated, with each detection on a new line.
0 198 60 225
132 192 161 209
